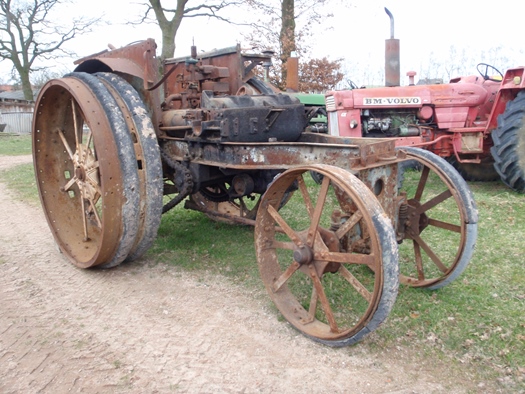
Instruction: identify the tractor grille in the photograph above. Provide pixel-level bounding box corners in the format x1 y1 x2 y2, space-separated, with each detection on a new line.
325 95 336 112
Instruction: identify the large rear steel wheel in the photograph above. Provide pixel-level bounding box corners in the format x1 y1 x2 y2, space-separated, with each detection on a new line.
255 164 399 347
33 73 140 268
397 147 478 289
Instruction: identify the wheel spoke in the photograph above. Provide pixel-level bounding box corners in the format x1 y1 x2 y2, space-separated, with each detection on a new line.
306 176 330 246
80 195 89 241
308 265 339 333
272 260 300 292
297 174 314 218
56 128 75 161
413 189 452 216
316 251 375 266
412 234 448 273
86 196 103 228
71 99 83 159
413 240 425 281
306 286 318 324
338 265 372 303
335 211 363 239
268 205 303 246
62 177 77 193
414 166 430 201
428 218 461 233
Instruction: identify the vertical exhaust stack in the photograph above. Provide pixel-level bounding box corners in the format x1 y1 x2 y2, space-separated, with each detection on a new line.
384 7 400 87
286 51 299 92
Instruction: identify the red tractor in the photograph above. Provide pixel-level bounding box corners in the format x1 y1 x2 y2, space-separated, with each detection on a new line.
325 9 525 193
326 64 525 192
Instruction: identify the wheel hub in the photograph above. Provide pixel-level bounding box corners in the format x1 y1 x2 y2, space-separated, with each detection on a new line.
75 166 86 182
404 199 429 239
293 244 313 265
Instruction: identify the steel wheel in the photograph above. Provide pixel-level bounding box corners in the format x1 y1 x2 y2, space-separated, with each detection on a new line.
32 73 140 268
96 73 163 263
397 147 478 289
255 164 399 347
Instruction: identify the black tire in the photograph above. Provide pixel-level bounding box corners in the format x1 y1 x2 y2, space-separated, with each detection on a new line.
447 155 499 182
96 73 163 263
33 73 140 268
255 164 399 347
490 91 525 193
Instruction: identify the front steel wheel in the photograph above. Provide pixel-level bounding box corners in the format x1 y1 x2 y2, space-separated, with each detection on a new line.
397 148 478 289
33 74 140 268
255 164 399 347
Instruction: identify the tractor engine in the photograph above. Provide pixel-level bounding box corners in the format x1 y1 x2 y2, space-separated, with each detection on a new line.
161 90 306 143
361 108 423 137
160 44 307 144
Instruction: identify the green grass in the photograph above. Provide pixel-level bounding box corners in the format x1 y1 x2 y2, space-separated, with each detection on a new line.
2 137 524 390
0 163 37 204
0 134 32 155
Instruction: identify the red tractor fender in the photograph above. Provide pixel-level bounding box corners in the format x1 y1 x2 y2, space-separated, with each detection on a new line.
486 67 525 133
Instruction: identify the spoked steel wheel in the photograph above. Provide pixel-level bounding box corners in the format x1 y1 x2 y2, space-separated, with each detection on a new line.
33 73 140 268
396 148 478 289
255 164 399 347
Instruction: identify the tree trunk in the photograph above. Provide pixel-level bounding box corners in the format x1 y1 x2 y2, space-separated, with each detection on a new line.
280 0 296 87
18 68 33 101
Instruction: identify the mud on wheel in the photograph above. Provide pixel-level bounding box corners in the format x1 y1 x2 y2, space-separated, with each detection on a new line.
255 164 399 347
33 73 153 268
396 147 478 289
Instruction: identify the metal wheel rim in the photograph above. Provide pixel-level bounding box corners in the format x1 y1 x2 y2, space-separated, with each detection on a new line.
33 76 139 268
397 147 478 288
255 164 398 345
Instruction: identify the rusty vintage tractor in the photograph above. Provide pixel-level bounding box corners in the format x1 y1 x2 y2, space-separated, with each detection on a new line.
32 39 478 347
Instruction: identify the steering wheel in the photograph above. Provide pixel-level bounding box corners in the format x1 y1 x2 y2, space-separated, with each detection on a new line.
477 63 503 82
348 79 359 90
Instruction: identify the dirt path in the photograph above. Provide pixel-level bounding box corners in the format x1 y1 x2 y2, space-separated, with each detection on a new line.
0 154 488 393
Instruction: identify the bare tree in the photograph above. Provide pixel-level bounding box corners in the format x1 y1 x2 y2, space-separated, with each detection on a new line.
136 0 241 62
0 0 99 100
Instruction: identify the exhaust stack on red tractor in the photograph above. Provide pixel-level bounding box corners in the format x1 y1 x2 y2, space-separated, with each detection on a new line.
384 7 400 87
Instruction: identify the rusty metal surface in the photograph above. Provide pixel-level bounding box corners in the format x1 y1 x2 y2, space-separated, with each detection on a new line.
162 134 401 172
33 77 125 267
73 39 163 134
164 44 274 99
254 164 399 346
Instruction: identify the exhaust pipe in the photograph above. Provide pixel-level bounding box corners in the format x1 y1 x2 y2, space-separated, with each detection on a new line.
384 7 400 87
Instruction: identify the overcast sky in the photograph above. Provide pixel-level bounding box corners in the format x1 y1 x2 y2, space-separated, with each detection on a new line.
2 0 524 85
